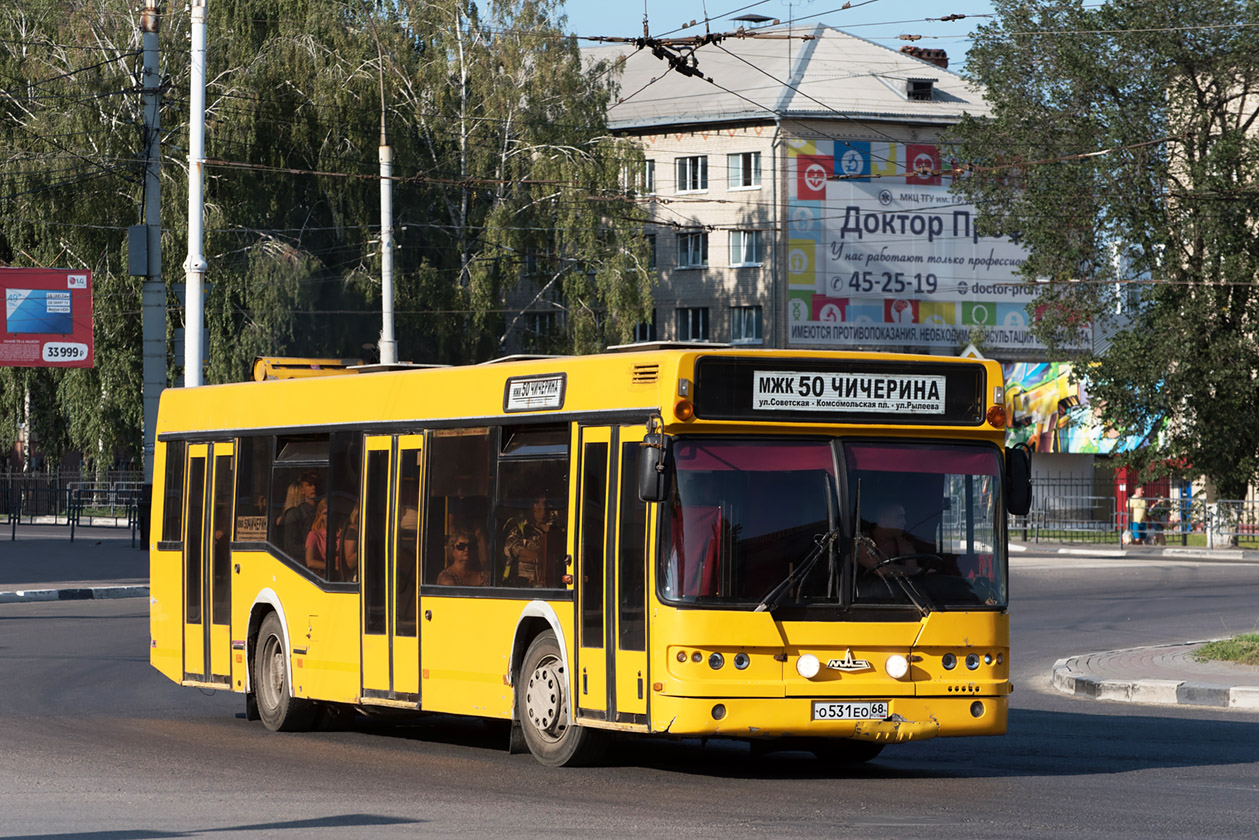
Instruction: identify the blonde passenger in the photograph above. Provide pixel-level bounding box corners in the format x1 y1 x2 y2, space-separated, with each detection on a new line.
305 499 329 573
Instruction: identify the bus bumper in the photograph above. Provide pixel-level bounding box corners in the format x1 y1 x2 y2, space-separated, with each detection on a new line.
650 694 1008 742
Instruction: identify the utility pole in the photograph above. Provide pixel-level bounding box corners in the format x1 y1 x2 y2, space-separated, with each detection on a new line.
369 12 397 366
139 0 165 481
183 0 207 387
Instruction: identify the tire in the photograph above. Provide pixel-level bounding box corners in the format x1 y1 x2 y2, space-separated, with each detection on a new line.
253 612 316 732
810 738 885 764
516 632 603 767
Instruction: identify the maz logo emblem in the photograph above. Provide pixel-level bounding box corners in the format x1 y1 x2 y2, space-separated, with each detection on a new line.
826 649 873 672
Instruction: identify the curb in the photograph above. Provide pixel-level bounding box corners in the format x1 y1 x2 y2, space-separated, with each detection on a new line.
1013 545 1259 562
1052 653 1259 710
0 585 149 605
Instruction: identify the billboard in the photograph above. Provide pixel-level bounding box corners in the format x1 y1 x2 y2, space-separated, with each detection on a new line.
784 138 1090 355
0 267 94 367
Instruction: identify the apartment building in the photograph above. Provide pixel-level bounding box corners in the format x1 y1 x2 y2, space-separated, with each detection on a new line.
580 24 1085 359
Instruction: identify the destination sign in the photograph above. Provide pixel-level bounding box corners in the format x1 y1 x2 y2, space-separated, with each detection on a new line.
504 373 566 412
753 370 946 415
692 357 985 425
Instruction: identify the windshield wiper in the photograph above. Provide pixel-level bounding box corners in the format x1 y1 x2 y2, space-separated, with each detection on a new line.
755 527 842 613
856 535 934 617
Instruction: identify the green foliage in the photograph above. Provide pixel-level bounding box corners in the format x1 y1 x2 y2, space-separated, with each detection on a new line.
0 0 648 470
948 0 1259 498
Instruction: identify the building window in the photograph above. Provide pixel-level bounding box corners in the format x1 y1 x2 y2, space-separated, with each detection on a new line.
633 309 657 342
643 159 655 194
624 159 655 195
727 152 761 188
728 230 763 266
730 305 763 344
676 307 709 341
675 156 708 193
522 311 560 350
677 231 708 268
645 234 657 270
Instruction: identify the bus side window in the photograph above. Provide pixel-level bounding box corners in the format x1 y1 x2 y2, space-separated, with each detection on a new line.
426 428 492 586
496 426 569 589
160 441 186 544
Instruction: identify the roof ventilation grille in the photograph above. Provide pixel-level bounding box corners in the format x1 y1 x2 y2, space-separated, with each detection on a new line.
631 364 659 384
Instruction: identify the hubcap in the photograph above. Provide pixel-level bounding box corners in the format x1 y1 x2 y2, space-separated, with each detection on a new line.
524 656 566 742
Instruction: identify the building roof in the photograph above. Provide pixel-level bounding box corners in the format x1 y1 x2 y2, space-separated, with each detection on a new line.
584 24 991 132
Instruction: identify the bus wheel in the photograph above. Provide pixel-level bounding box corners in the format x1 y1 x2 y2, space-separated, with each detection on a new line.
517 633 603 767
254 612 316 732
811 739 884 764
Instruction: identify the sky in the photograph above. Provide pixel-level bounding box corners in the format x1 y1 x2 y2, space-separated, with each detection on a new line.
561 0 997 73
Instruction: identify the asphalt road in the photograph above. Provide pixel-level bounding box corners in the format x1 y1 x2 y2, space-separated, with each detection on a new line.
1 554 1257 839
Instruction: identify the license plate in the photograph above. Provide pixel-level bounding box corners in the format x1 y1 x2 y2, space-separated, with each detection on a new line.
811 700 889 721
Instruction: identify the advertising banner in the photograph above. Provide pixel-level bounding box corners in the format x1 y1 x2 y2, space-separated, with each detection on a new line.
0 267 94 367
784 138 1090 355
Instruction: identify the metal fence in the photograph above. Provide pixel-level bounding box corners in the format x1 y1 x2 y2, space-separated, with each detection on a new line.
1007 472 1259 548
2 470 146 544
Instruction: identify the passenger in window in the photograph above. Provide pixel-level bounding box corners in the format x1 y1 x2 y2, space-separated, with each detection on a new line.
305 498 329 574
337 504 360 582
503 496 564 587
437 526 488 586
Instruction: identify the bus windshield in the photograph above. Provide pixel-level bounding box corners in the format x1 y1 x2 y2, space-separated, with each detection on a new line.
658 438 1006 611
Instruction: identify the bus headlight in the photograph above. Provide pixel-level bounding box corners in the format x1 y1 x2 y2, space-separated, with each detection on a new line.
885 654 910 680
796 654 821 679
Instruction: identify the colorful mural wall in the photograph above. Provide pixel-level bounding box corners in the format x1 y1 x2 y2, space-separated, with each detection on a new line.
1003 362 1151 454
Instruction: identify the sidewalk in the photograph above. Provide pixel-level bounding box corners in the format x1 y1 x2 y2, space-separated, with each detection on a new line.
0 530 148 604
1011 540 1259 563
1053 643 1259 711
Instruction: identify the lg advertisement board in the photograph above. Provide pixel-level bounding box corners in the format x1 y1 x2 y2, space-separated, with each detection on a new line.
0 267 94 368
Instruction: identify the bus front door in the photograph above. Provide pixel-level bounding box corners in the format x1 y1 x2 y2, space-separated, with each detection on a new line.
182 441 234 686
360 435 423 705
575 425 650 725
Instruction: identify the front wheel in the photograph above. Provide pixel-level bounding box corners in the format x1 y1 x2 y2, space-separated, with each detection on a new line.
516 632 603 766
254 612 316 732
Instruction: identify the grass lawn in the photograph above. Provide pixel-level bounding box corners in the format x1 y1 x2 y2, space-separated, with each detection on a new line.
1194 634 1259 667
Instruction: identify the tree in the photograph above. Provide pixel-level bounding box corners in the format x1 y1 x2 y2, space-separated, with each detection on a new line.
948 0 1259 498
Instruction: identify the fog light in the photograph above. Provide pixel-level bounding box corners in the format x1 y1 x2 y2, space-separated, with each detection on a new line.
676 651 686 662
712 703 727 720
966 653 980 670
941 653 957 670
708 652 725 670
970 701 985 718
733 652 750 670
885 654 910 680
692 651 702 663
796 654 821 679
984 653 993 665
997 653 1004 665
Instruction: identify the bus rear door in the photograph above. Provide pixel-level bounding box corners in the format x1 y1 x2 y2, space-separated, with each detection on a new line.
181 441 233 685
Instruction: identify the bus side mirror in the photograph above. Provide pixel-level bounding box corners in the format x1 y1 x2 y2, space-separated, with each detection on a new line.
1005 445 1032 516
638 434 671 503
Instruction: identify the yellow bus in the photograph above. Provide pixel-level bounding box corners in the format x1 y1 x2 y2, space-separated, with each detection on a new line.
149 346 1030 766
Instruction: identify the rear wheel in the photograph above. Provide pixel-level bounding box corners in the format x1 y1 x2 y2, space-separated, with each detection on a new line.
516 632 603 766
254 612 316 732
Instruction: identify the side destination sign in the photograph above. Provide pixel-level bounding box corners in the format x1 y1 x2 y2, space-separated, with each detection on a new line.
754 369 946 414
504 373 566 412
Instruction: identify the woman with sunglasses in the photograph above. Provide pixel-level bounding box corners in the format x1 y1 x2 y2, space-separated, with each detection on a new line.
437 526 488 586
